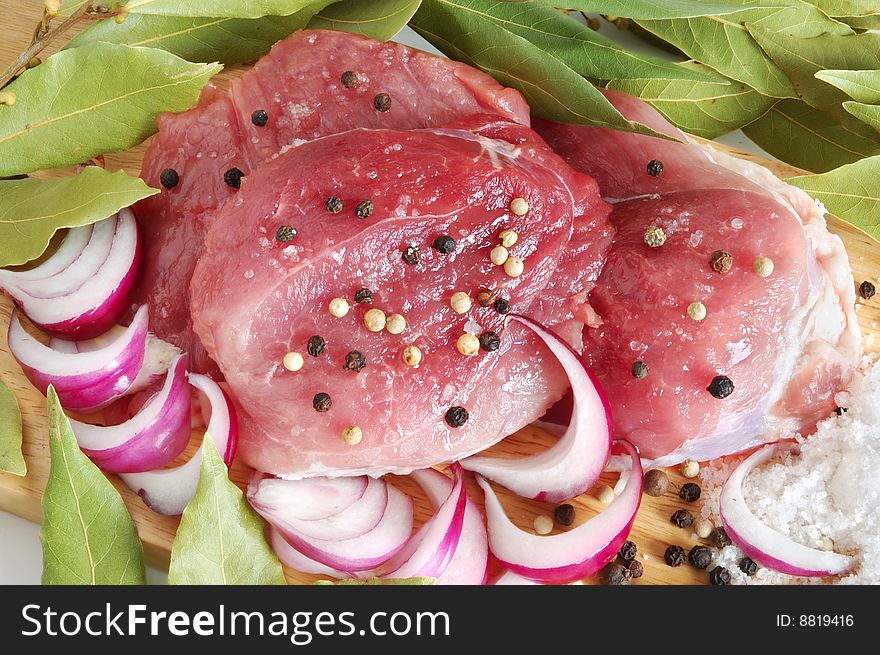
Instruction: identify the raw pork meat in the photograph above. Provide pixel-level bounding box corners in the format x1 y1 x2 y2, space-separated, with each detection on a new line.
190 116 609 477
134 30 530 374
535 91 861 465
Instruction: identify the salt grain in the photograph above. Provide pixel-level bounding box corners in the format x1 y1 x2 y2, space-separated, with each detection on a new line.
699 361 880 584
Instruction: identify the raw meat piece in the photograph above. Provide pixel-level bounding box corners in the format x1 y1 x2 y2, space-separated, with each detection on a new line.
191 117 609 477
534 91 861 465
133 30 529 374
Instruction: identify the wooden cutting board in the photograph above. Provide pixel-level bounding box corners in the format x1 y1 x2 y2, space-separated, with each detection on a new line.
1 0 879 585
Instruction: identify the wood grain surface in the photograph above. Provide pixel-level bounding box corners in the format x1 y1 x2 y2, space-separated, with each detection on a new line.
1 0 878 585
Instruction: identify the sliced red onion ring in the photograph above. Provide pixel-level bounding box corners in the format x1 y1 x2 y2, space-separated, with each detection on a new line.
269 528 357 580
0 225 94 284
720 443 856 577
279 477 388 541
0 210 141 339
250 476 413 571
478 440 642 584
462 315 613 503
120 372 238 515
493 570 583 585
8 306 149 413
403 467 489 585
377 464 467 580
70 354 191 473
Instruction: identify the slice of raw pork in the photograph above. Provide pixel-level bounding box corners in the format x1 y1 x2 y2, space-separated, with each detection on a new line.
134 30 530 374
190 117 609 477
534 91 861 465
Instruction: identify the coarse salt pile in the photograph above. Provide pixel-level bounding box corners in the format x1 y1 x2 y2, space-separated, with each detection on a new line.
700 358 880 584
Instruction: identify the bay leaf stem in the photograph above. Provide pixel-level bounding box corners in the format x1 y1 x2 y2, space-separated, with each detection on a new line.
0 3 94 90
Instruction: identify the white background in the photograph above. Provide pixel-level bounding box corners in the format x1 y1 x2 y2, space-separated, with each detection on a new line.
0 21 766 585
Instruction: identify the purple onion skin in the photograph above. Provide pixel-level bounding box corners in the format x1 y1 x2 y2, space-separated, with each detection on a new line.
33 228 142 340
81 355 191 473
13 311 148 413
218 385 239 466
720 517 852 577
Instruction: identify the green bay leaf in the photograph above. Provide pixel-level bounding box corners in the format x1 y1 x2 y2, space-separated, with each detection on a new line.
66 5 331 64
410 0 667 137
0 378 25 476
607 62 774 138
41 387 146 585
0 42 221 177
843 101 880 135
635 1 851 99
748 26 880 113
816 69 880 104
0 168 157 267
309 0 423 40
168 434 286 585
442 1 721 84
743 99 880 173
788 155 880 240
531 1 748 19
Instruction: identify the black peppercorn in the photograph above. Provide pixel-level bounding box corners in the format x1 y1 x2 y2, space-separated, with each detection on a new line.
433 235 456 254
631 360 648 379
647 159 664 177
275 225 297 242
251 109 268 127
859 280 876 300
618 540 638 562
325 196 343 213
679 482 702 502
224 167 244 189
344 350 366 372
710 249 733 274
709 565 731 585
159 168 179 189
712 527 732 548
643 469 669 497
355 199 373 218
312 392 332 413
707 375 734 399
626 559 644 579
402 246 421 265
306 335 326 357
833 406 847 417
493 297 510 314
599 562 632 585
688 545 713 570
445 406 469 428
479 331 501 352
738 557 758 576
670 509 694 528
341 70 359 88
664 545 685 567
476 288 496 307
554 503 575 527
354 288 373 304
373 92 392 112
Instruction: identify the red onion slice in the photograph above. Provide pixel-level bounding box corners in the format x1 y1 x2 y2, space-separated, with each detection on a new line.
120 372 239 515
278 477 388 541
462 315 612 503
493 570 583 585
0 210 141 339
377 464 468 580
8 306 149 413
251 476 413 571
404 467 489 585
479 440 642 584
269 529 357 580
249 475 369 523
70 354 191 473
720 443 856 577
0 225 94 284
